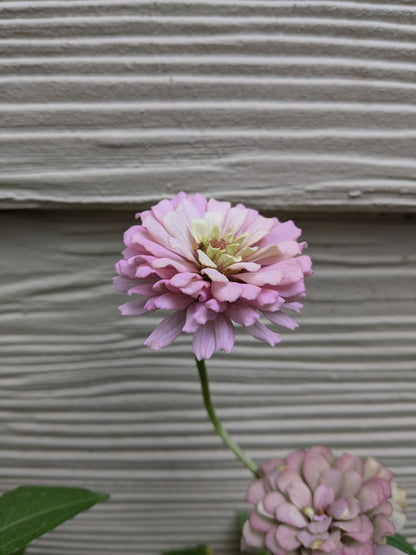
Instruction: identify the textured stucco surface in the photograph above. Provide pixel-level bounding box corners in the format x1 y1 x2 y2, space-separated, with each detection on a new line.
0 211 415 553
1 1 416 553
1 0 416 211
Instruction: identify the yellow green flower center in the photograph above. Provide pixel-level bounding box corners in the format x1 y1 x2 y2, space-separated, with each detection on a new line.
190 214 256 273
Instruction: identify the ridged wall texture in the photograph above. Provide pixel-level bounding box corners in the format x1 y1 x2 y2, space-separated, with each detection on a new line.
0 1 415 554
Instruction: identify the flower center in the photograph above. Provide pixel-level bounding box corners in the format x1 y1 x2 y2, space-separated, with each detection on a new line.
190 214 256 274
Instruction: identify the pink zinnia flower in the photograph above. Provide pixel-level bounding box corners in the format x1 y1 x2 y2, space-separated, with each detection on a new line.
114 192 312 360
242 446 407 555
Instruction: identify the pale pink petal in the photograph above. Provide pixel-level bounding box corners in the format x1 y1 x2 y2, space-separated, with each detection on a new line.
364 457 394 482
372 514 395 543
201 267 228 282
119 299 149 315
182 304 200 333
246 479 267 504
116 258 140 279
286 480 312 508
265 525 281 554
338 469 363 498
226 302 260 326
213 314 235 353
222 205 249 235
206 197 230 217
276 502 308 528
123 224 141 247
238 268 284 286
245 244 281 263
226 261 261 272
189 192 208 216
276 469 305 495
297 528 328 548
193 303 215 325
151 256 196 273
328 498 360 521
249 509 273 533
358 478 392 512
275 240 304 260
272 259 305 285
336 454 364 476
246 321 281 346
344 541 375 555
375 546 404 555
303 446 334 491
128 282 159 297
162 209 193 247
145 292 192 311
113 275 138 292
150 198 176 224
276 524 301 550
179 280 210 298
179 197 204 224
262 310 299 330
278 280 306 300
308 516 331 535
240 283 262 300
211 281 243 302
205 298 227 313
130 228 182 259
144 310 187 350
313 484 335 511
316 529 341 552
168 272 199 289
333 514 373 543
241 520 266 550
286 449 306 473
243 214 275 239
197 249 217 268
298 254 313 276
258 219 302 244
263 491 286 515
284 301 304 313
260 457 284 475
141 213 175 249
192 322 216 360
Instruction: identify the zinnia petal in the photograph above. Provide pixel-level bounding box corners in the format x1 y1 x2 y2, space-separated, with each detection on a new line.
192 322 216 361
144 310 187 350
213 314 235 354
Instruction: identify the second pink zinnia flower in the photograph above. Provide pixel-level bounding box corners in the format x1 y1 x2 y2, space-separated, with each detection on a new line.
114 192 312 360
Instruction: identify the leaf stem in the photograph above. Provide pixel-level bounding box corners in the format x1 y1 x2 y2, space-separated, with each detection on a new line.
195 358 259 478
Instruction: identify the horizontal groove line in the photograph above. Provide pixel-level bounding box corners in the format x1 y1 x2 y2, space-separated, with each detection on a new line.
2 100 416 111
2 15 416 32
2 55 416 72
3 34 416 50
2 153 416 174
3 129 416 140
2 76 416 89
1 0 416 14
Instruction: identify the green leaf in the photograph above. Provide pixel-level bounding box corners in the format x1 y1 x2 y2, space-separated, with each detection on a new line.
0 485 109 555
237 510 250 532
162 546 214 555
8 549 26 555
387 533 416 555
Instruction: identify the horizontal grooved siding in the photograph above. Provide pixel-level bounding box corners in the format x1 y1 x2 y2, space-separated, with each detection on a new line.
0 211 415 553
1 0 416 210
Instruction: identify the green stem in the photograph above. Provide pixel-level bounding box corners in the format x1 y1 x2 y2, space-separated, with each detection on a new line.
195 358 259 478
